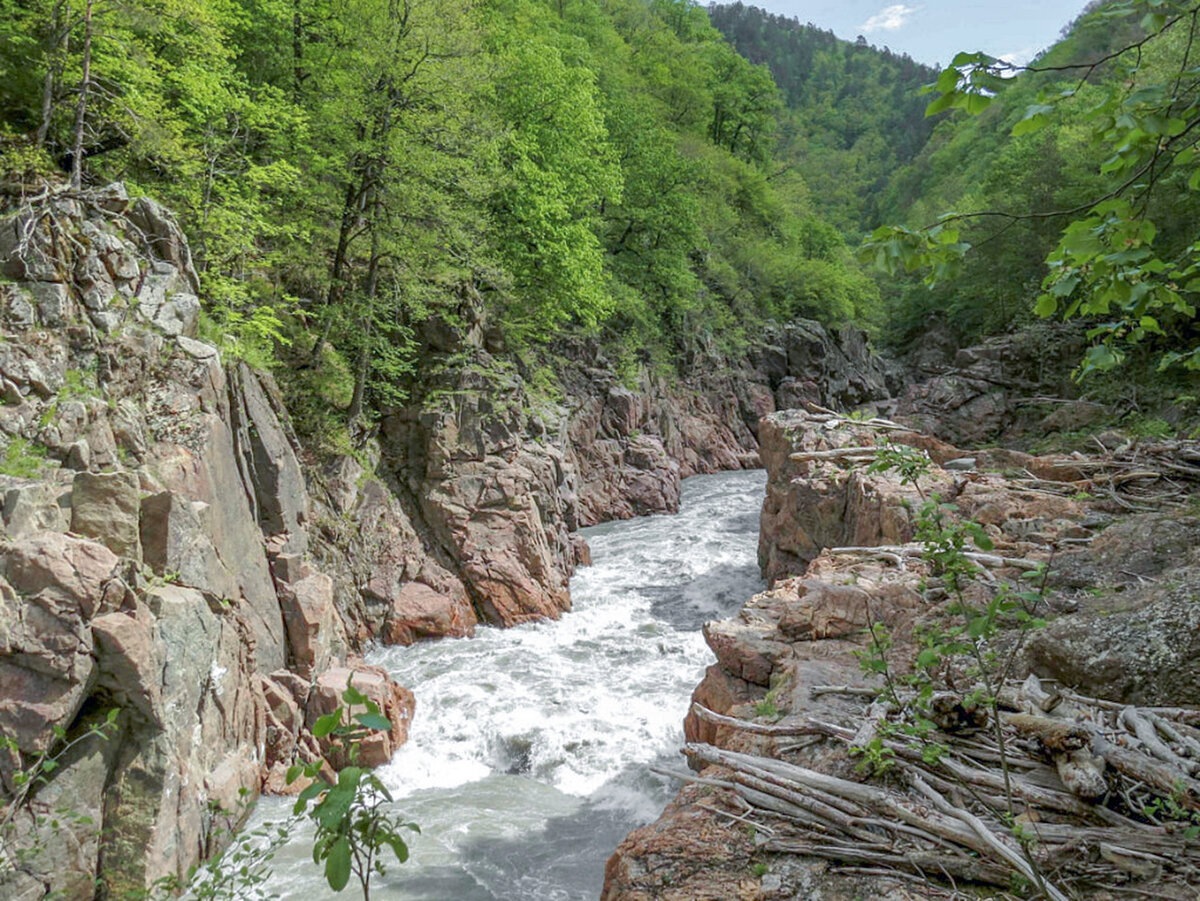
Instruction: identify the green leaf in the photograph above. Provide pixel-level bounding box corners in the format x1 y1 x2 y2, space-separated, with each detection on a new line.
386 835 409 863
1034 294 1059 318
915 648 941 668
964 93 993 115
312 712 342 739
324 837 352 891
925 91 959 117
342 685 369 707
1141 12 1167 32
1189 169 1200 191
354 712 393 733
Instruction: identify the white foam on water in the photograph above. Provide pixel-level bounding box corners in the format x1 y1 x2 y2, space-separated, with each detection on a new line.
248 469 767 900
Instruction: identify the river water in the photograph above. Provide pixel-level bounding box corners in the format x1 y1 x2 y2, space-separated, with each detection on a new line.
250 469 766 900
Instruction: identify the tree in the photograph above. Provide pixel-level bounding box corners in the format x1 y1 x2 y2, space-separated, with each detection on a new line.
864 0 1200 376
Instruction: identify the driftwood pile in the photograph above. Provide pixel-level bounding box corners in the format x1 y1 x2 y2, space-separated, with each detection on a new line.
668 676 1200 899
791 402 1200 513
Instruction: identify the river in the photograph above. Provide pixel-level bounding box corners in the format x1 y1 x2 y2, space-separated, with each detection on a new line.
249 468 766 900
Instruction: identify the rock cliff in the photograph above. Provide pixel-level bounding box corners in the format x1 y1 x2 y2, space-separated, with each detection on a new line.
0 186 413 898
0 184 895 897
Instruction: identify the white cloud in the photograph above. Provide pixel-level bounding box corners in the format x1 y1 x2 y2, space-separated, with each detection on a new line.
861 4 917 32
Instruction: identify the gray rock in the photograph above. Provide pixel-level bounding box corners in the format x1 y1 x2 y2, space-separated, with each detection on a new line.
3 483 70 537
135 269 199 337
126 196 200 293
139 490 238 601
75 251 117 311
273 556 343 678
1 378 22 406
28 281 71 327
70 471 142 560
229 364 309 554
90 182 129 213
176 335 218 360
87 308 123 334
148 411 287 671
2 287 35 329
64 439 91 471
2 714 118 898
943 457 977 471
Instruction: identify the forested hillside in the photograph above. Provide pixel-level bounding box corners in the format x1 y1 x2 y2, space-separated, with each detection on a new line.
0 0 880 446
870 2 1200 366
708 3 938 236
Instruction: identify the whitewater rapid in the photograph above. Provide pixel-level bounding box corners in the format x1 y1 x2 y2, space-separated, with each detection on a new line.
250 469 766 900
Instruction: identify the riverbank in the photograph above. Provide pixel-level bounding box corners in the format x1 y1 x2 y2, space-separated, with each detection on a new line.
602 408 1200 900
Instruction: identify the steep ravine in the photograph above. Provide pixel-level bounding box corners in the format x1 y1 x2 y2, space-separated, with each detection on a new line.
254 469 768 900
0 185 893 898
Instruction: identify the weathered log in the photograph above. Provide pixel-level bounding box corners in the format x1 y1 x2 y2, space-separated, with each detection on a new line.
907 772 1071 901
762 838 1014 886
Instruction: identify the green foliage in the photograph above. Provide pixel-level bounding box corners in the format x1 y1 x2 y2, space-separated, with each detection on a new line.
1142 786 1200 838
287 678 418 898
866 0 1200 377
709 3 939 237
145 793 295 901
0 437 48 478
1 0 885 437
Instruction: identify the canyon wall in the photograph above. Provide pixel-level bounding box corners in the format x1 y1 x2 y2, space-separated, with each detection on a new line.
603 407 1200 900
0 184 893 898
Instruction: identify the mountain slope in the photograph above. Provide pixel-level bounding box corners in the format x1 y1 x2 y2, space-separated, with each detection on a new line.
708 2 938 236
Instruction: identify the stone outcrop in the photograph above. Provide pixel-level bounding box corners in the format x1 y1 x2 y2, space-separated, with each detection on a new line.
606 409 1200 900
0 186 416 899
896 320 1091 446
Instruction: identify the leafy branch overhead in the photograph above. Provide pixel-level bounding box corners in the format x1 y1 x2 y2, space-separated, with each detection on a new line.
863 0 1200 375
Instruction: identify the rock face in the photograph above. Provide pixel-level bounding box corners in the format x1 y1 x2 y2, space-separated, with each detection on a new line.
0 184 900 898
0 186 416 899
895 321 1089 446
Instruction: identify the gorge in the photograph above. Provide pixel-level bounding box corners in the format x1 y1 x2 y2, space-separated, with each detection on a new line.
4 0 1200 898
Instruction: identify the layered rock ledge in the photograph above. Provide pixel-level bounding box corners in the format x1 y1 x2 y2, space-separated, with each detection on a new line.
603 408 1200 900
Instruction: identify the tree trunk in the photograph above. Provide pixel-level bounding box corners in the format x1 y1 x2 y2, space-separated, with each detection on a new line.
292 1 305 98
70 0 94 190
347 196 383 426
35 1 67 148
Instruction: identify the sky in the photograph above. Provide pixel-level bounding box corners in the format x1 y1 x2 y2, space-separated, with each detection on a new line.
747 1 1093 68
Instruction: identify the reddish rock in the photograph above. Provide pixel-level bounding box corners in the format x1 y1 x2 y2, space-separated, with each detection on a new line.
306 665 415 768
273 556 345 678
382 582 475 645
601 783 761 901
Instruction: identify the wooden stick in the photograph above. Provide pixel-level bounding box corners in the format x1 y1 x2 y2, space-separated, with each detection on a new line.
907 772 1071 901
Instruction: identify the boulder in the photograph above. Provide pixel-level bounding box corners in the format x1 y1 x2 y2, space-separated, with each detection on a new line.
3 483 70 537
381 581 475 645
70 471 142 560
